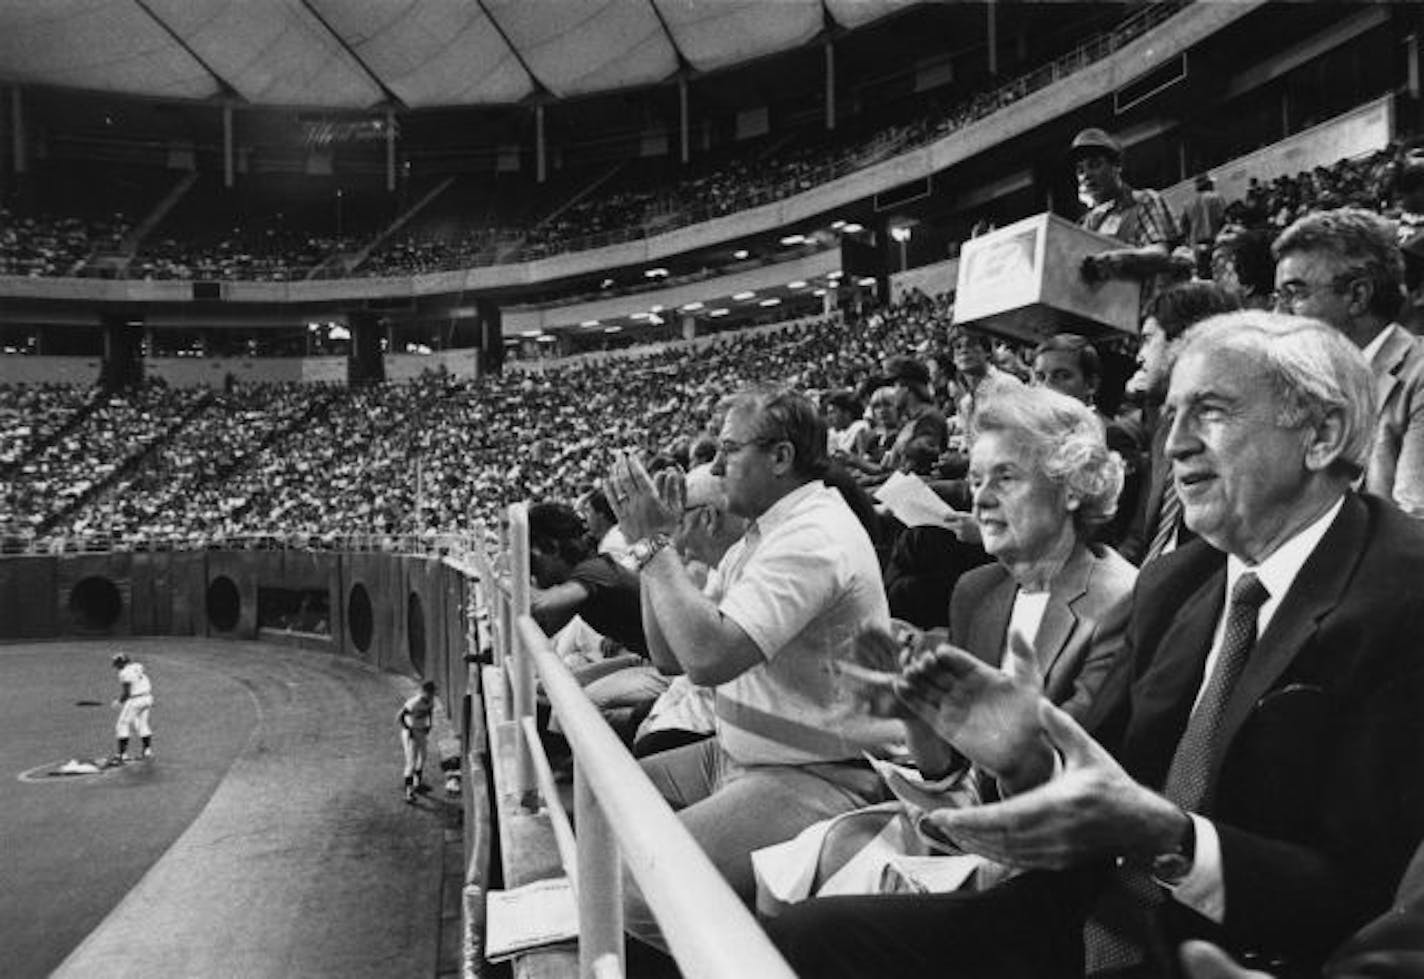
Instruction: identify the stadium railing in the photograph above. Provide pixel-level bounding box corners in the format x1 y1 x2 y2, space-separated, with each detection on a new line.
462 502 794 978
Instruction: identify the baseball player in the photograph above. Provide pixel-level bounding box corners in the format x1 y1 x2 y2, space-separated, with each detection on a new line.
111 653 154 763
398 681 436 803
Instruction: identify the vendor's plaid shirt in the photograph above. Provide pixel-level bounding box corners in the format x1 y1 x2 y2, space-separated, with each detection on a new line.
1082 183 1179 248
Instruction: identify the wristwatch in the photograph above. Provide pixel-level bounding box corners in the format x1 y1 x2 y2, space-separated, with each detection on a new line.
1150 813 1197 886
629 532 673 571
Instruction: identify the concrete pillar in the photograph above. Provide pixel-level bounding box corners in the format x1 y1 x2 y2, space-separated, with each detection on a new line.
223 103 234 188
679 77 690 165
536 105 547 184
681 314 696 341
386 108 397 192
11 86 26 175
986 0 998 76
824 40 836 131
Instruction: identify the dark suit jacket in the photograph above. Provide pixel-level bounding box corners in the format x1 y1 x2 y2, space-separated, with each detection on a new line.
1324 837 1424 977
1118 413 1197 566
951 541 1136 721
1365 324 1424 519
1102 493 1424 975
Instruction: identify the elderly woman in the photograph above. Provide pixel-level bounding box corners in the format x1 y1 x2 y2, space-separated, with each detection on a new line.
882 382 1136 781
753 383 1136 913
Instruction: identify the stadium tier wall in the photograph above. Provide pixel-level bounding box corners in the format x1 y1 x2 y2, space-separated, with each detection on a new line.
0 551 471 697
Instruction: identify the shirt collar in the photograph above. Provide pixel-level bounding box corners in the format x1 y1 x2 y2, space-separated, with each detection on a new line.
1224 495 1345 606
1362 322 1399 365
748 479 823 539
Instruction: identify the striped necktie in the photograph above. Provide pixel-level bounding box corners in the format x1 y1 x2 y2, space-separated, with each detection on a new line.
1145 480 1182 563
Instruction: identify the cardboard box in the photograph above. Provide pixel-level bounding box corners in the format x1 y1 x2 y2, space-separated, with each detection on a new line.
951 212 1141 342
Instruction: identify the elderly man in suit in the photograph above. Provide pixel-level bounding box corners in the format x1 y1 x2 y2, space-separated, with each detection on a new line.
1273 207 1424 518
766 311 1424 979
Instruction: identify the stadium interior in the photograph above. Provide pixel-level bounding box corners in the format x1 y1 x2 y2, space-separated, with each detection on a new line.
4 1 1424 976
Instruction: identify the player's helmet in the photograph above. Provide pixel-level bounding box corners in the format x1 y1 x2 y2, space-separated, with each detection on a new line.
112 653 130 668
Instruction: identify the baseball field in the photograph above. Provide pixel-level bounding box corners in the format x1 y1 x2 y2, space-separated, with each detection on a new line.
1 637 457 979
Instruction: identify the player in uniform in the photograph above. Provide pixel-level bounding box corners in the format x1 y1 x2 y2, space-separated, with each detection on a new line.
398 681 436 803
111 653 154 763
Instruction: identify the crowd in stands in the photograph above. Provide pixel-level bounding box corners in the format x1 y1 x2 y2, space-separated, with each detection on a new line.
131 226 360 282
0 209 131 277
0 2 1177 281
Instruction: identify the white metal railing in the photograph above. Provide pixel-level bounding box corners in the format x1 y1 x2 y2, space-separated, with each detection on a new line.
469 501 794 979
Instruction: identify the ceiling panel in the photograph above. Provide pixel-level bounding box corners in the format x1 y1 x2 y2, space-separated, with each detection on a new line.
0 0 218 100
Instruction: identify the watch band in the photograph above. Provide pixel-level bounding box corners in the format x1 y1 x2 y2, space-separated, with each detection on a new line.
1150 813 1197 886
631 532 673 571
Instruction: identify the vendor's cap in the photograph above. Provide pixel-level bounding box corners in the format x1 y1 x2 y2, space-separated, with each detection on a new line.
1070 127 1122 162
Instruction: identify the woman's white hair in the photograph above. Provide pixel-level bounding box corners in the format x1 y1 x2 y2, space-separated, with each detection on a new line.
970 383 1125 529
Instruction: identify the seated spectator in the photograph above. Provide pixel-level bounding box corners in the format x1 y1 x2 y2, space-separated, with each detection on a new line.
1031 332 1145 546
604 386 901 953
881 357 951 475
841 385 901 483
1271 206 1424 518
527 501 662 741
1210 225 1276 309
824 389 872 463
767 311 1424 979
757 383 1133 906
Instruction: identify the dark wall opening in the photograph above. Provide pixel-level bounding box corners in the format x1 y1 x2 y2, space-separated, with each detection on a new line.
407 591 426 675
348 583 374 652
69 576 122 631
206 575 241 632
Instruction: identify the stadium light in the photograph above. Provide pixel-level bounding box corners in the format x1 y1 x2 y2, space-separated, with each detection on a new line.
520 330 543 337
580 320 600 327
759 298 781 307
680 302 704 311
733 291 756 301
604 326 623 333
787 280 807 289
831 220 847 230
709 308 730 317
842 223 864 234
733 249 750 259
857 276 878 287
813 289 827 296
779 234 806 246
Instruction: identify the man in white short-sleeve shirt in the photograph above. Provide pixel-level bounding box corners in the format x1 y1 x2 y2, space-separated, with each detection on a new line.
605 386 900 952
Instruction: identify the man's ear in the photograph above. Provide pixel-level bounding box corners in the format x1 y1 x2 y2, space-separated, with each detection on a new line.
1344 276 1374 319
1303 407 1348 473
768 439 796 476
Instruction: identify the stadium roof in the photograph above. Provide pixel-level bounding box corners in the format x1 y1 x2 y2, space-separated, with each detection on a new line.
0 0 919 110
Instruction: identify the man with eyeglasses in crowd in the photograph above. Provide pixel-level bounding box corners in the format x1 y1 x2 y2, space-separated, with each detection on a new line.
603 385 901 955
1272 207 1424 518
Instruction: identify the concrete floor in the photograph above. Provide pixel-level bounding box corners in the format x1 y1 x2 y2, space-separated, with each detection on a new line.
2 638 459 979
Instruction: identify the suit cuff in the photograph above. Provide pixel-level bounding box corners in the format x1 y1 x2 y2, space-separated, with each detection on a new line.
1162 814 1224 923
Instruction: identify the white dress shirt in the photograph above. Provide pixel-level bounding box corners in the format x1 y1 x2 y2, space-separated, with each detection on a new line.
1168 495 1346 921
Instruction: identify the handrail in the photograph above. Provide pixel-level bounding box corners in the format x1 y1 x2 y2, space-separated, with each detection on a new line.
515 615 796 979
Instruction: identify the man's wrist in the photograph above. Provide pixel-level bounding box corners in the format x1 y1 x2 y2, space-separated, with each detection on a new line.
1148 808 1197 885
629 532 674 571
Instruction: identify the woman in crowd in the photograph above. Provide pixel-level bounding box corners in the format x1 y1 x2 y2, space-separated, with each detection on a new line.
758 383 1136 954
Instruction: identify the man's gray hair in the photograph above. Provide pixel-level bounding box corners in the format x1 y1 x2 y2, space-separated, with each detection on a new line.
1176 310 1377 478
970 384 1124 530
1271 207 1404 321
723 385 829 479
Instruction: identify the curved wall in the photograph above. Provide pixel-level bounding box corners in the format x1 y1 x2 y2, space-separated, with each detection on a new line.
0 550 470 694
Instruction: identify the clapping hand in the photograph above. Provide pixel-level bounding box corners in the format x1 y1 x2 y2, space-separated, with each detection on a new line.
603 451 681 542
920 700 1187 869
893 639 1050 789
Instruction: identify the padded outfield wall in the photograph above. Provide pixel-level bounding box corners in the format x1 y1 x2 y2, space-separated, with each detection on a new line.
0 550 473 701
